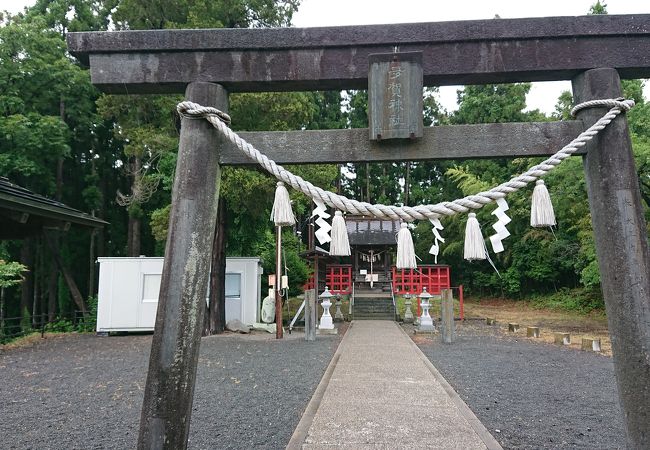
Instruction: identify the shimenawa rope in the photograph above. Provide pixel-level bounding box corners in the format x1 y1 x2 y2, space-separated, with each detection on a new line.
177 98 634 221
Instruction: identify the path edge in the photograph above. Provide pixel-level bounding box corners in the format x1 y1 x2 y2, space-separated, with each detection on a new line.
397 323 504 450
285 322 352 449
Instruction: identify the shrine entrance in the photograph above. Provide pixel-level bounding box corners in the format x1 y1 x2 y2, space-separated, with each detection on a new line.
348 216 396 288
68 14 650 449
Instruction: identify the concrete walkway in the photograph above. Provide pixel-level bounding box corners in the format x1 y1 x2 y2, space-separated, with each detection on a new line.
288 321 502 450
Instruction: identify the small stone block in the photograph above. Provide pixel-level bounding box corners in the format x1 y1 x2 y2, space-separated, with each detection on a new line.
526 326 540 338
581 337 601 352
508 323 520 332
414 329 436 335
486 318 496 325
316 327 338 335
554 332 570 345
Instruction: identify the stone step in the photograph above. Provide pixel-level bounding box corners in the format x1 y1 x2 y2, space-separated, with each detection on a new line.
353 310 395 316
353 297 395 320
354 309 394 315
354 294 390 298
352 307 393 311
353 316 395 321
353 295 393 300
354 309 393 313
353 298 393 305
353 301 393 306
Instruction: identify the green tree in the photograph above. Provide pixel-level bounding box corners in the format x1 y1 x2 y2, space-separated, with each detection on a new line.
112 0 298 29
589 1 607 14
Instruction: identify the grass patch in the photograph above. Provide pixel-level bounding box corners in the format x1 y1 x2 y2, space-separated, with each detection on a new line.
395 295 462 320
282 295 351 324
0 331 82 351
528 288 604 313
461 297 611 355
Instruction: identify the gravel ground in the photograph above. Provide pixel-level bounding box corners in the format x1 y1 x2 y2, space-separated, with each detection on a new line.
0 330 342 450
414 322 626 450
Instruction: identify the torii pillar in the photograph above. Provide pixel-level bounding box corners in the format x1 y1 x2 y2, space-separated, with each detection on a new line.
138 82 227 449
573 68 650 448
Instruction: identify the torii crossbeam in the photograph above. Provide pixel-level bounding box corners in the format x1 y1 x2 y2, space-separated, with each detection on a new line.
69 14 650 449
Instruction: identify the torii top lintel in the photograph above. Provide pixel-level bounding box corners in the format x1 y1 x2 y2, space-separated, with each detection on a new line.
67 14 650 94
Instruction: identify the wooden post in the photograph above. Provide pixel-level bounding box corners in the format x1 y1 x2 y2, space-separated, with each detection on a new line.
304 288 316 341
313 254 320 302
275 226 283 339
573 68 650 449
206 197 227 335
441 289 455 344
137 82 226 450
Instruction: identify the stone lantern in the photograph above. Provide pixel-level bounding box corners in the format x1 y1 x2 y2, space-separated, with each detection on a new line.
403 292 414 323
334 294 344 322
318 286 335 330
418 287 435 332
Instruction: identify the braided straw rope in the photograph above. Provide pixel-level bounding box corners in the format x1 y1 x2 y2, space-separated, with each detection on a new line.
177 98 634 221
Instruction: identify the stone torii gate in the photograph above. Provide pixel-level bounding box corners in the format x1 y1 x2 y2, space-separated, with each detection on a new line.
68 14 650 449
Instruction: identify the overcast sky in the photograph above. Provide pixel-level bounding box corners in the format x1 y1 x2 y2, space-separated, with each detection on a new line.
2 0 648 113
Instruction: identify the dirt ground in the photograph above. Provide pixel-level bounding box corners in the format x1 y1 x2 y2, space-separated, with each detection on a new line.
459 298 612 355
0 328 343 450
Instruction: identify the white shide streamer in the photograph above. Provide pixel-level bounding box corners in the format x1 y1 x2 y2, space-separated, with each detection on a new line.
311 199 331 245
429 218 445 263
489 198 511 253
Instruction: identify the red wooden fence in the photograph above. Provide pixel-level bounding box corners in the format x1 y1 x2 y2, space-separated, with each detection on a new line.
391 265 451 294
303 264 353 294
305 264 451 297
327 264 353 294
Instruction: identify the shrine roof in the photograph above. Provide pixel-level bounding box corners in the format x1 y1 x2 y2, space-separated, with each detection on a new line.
346 216 399 246
0 177 107 239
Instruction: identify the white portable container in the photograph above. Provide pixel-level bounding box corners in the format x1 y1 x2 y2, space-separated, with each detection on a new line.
96 257 263 333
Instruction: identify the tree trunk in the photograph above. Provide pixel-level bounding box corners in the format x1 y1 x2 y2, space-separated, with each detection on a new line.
57 97 65 202
47 250 57 321
128 215 142 256
404 162 411 206
39 256 47 329
20 238 34 326
44 231 88 316
0 287 5 338
31 239 41 328
365 162 371 202
205 197 227 336
336 164 342 195
88 227 97 299
127 156 142 257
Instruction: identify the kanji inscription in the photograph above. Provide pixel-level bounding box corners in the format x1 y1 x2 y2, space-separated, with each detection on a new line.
368 52 423 140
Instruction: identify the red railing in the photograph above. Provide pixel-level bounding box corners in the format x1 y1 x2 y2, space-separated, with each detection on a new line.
327 264 353 294
304 264 451 298
303 264 353 294
391 265 450 295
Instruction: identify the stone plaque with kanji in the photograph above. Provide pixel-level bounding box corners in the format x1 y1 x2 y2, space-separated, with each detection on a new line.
368 52 423 140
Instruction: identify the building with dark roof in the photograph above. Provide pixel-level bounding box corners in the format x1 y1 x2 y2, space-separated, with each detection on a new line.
0 177 107 239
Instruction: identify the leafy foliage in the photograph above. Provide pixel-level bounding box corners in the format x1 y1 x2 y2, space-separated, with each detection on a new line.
0 260 27 289
1 0 649 321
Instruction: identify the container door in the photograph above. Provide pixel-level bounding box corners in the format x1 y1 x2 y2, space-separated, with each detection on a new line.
225 272 242 323
138 260 163 329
